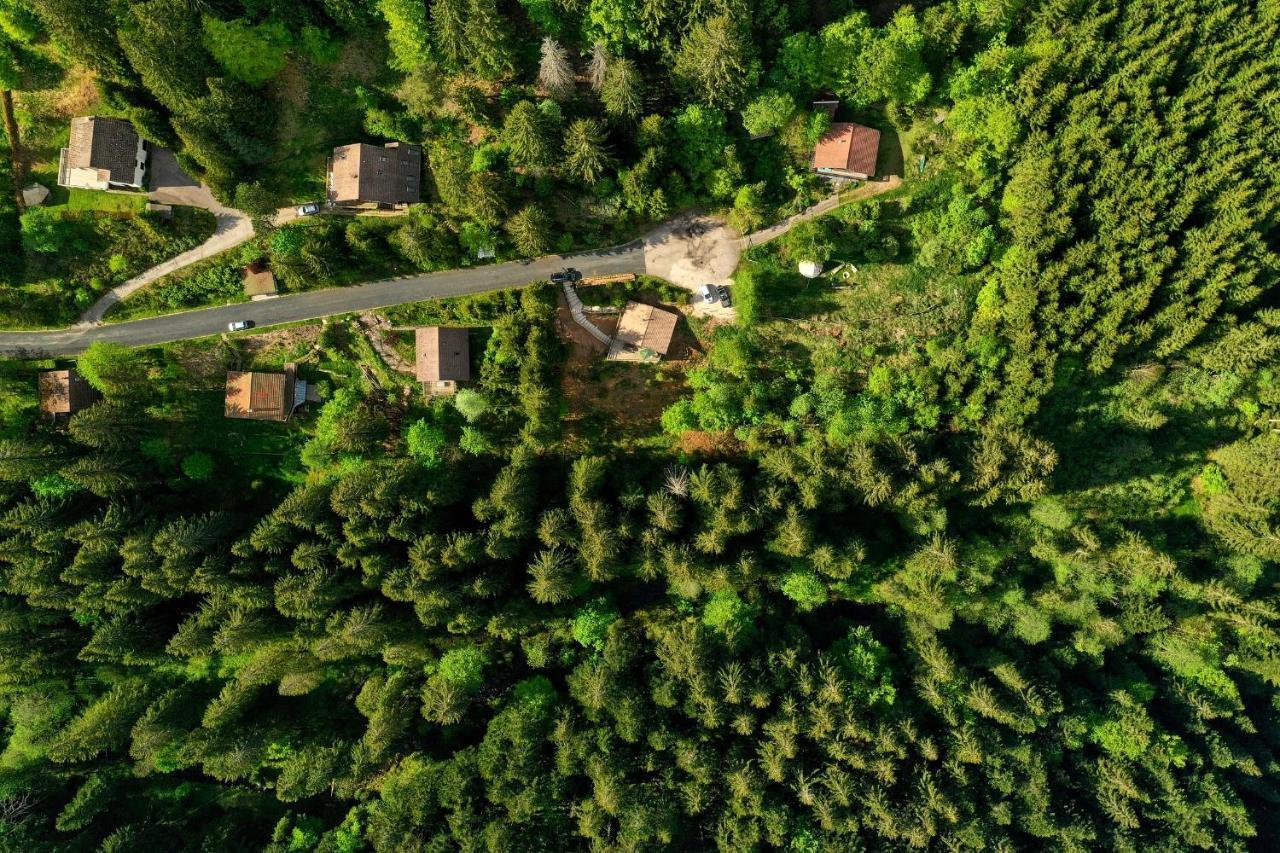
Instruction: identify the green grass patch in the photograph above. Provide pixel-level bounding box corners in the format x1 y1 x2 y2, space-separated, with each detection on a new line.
65 189 147 213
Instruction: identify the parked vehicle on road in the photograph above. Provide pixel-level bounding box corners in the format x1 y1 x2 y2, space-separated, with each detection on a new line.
700 284 717 303
296 202 321 216
227 320 255 332
549 268 582 284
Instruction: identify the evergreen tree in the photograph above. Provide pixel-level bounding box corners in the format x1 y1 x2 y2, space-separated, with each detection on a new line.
673 16 758 108
505 204 552 257
601 56 643 118
562 118 611 184
503 100 554 171
538 37 575 99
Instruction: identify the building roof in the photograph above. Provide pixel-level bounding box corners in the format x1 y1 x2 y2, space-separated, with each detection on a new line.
607 302 680 362
415 327 471 383
812 122 881 177
329 142 422 206
66 117 141 183
241 261 277 297
225 370 292 421
38 369 97 415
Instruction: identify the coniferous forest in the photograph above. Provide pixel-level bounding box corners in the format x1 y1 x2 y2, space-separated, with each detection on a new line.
1 0 1279 849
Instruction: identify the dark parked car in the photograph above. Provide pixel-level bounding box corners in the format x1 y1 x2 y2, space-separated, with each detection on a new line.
549 268 582 284
717 285 732 306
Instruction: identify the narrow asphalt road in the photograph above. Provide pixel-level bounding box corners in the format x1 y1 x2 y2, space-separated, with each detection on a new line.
0 243 645 357
0 185 875 358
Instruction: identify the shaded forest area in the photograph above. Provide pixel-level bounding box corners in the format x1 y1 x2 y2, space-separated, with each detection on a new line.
0 0 1279 850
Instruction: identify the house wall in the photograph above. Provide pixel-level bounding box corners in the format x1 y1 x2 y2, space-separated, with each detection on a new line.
61 163 110 191
816 167 870 181
123 139 148 188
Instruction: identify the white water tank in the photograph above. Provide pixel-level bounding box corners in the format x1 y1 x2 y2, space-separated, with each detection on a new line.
798 260 823 279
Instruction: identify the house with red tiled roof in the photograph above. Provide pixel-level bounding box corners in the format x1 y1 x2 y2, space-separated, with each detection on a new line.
224 363 315 422
812 122 881 181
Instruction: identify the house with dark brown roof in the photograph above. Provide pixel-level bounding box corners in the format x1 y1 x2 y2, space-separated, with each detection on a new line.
415 327 470 393
812 122 881 181
328 142 422 209
607 302 680 362
38 369 98 418
224 363 315 422
57 117 147 191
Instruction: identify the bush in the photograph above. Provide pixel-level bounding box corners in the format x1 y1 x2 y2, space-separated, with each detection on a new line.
21 208 90 254
571 599 617 650
405 419 448 466
438 646 487 691
181 452 215 480
781 570 827 611
661 399 698 435
150 264 242 309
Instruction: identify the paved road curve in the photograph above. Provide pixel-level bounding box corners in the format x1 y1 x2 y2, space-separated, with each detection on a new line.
0 243 645 357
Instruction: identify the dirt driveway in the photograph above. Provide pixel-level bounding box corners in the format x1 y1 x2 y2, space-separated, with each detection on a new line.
147 147 209 206
642 215 741 320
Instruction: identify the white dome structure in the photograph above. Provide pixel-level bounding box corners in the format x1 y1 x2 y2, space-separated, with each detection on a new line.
798 260 823 279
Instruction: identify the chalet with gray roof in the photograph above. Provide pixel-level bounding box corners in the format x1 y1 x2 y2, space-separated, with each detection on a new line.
58 117 147 191
328 142 422 209
415 327 470 394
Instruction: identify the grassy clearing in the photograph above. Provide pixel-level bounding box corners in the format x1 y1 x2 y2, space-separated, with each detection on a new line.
65 189 147 213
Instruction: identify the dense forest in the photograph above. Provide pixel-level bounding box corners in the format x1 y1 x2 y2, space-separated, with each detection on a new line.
2 0 1279 850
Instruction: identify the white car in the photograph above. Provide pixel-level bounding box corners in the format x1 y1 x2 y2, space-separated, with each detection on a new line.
228 320 254 332
296 202 321 216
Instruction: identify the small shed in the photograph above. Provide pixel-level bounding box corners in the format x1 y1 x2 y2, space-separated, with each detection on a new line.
607 302 680 362
241 260 278 298
415 327 471 394
812 92 839 116
22 183 49 207
38 369 98 418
